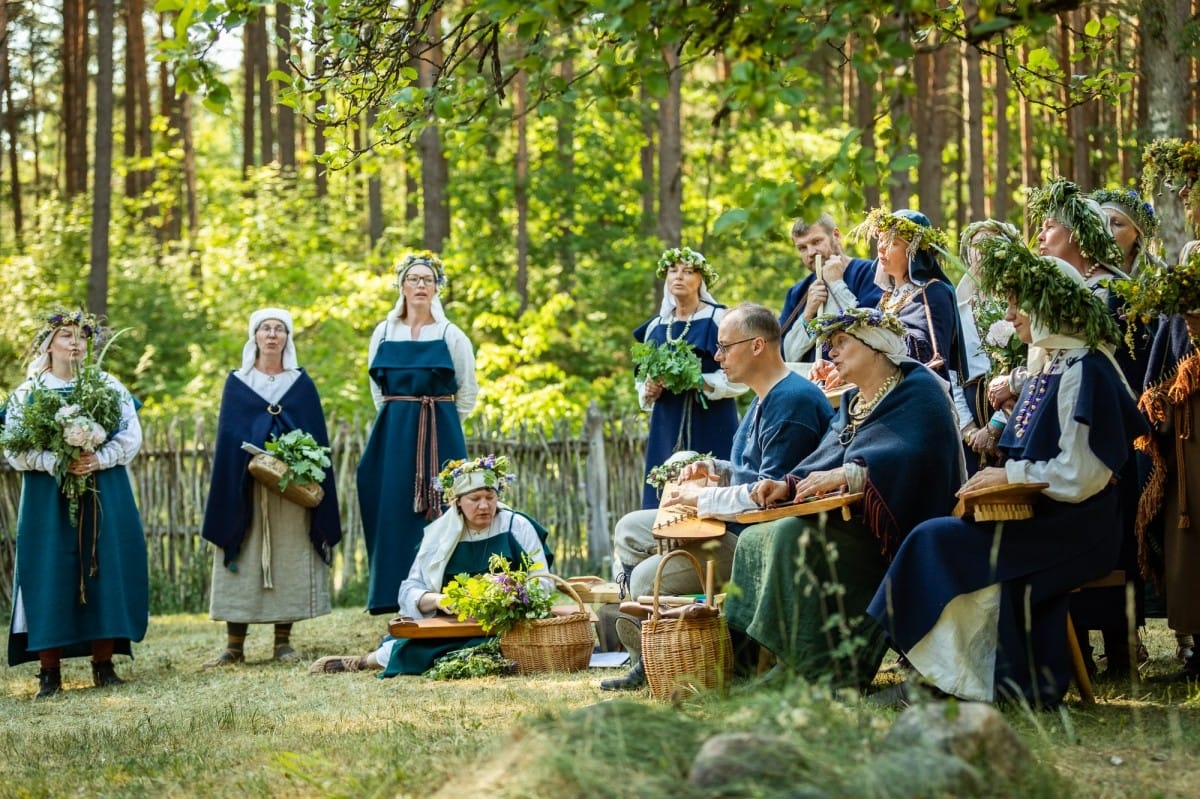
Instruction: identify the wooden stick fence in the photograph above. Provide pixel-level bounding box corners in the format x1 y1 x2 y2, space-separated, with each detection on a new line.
0 402 648 612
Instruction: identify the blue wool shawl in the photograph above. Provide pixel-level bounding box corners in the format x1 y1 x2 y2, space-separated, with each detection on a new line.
201 370 342 566
786 361 962 559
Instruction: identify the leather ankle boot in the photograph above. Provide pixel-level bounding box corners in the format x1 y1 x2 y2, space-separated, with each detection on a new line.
600 658 647 692
92 660 126 688
37 668 62 698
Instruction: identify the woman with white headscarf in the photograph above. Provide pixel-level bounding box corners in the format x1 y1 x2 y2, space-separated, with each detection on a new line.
868 246 1148 709
201 308 341 667
634 246 746 509
310 454 552 676
3 310 146 697
727 308 963 690
357 251 478 614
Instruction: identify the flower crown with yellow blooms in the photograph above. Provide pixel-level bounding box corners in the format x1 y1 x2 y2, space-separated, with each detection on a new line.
395 250 446 286
437 454 514 503
32 309 105 350
655 246 719 286
1026 178 1124 269
1112 246 1200 323
1090 188 1159 237
1141 138 1200 218
849 208 949 259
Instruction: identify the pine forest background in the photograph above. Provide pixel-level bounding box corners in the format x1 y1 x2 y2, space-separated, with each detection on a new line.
0 0 1198 609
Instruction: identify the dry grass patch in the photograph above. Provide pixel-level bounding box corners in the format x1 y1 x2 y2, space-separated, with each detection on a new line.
0 611 1197 797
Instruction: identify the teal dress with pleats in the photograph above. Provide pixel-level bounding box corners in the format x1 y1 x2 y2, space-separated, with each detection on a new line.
357 334 467 615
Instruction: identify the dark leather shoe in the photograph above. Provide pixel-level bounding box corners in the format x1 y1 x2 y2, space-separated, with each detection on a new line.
36 668 62 698
92 660 126 688
600 660 646 692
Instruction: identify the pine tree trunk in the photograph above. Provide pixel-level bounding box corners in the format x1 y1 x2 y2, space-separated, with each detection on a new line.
89 0 115 316
658 44 683 248
62 0 89 197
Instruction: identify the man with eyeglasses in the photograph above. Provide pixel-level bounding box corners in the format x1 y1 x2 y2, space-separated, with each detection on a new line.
781 214 883 362
602 303 833 690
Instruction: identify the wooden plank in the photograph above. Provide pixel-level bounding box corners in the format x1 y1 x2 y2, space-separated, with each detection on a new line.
734 491 864 524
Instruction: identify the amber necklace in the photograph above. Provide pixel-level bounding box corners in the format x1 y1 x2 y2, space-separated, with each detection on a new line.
879 283 916 314
839 371 901 445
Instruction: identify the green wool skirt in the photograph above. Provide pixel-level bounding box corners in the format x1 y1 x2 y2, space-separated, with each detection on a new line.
724 514 889 689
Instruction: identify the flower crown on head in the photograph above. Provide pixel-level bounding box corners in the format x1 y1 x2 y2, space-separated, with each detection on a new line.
973 236 1119 349
1026 178 1124 268
1142 138 1200 192
1112 245 1200 323
1090 188 1159 237
437 454 514 503
655 246 719 286
958 219 1022 263
32 308 106 350
395 250 446 286
849 208 950 267
807 306 906 343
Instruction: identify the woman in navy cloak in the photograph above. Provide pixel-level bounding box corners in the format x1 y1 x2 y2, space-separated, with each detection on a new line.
3 310 147 697
357 252 478 614
868 245 1147 708
634 247 746 509
201 308 342 666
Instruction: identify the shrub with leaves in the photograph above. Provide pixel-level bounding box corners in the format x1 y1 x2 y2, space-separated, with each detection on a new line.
264 429 331 490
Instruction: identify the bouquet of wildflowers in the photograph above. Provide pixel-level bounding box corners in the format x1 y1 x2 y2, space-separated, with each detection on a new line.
972 297 1028 379
440 552 553 635
0 318 125 525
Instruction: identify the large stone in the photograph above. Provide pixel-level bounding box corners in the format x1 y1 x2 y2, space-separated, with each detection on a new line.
882 701 1031 782
688 732 827 797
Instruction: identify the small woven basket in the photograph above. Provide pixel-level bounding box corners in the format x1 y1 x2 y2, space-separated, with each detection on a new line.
499 576 594 674
248 452 324 509
641 549 733 700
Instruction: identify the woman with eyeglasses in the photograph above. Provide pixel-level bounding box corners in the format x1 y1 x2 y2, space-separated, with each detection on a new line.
356 251 478 615
201 308 342 667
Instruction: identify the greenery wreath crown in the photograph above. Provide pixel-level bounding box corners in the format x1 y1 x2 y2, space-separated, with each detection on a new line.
655 246 719 286
395 250 446 286
1090 188 1159 237
437 454 514 503
807 306 906 343
1141 138 1200 218
848 208 949 260
974 237 1119 349
1112 245 1200 324
1026 178 1123 268
958 219 1021 263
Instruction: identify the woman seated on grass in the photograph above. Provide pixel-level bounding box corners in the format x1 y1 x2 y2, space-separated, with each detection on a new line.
309 455 552 676
867 245 1147 709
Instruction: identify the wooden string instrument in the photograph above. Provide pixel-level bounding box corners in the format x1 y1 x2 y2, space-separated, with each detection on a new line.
651 478 727 545
734 489 863 524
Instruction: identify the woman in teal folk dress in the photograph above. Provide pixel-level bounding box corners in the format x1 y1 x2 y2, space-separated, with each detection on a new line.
3 311 148 698
357 252 478 615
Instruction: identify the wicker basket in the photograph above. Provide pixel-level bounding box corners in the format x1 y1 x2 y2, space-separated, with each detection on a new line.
247 452 324 509
499 576 595 674
641 549 733 700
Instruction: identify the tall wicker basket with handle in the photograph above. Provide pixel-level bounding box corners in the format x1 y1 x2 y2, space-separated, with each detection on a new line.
499 575 595 674
641 548 733 699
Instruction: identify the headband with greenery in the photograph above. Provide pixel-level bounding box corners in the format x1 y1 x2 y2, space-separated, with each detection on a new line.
958 219 1021 263
1112 246 1200 324
395 250 446 285
437 454 514 503
807 306 906 343
974 237 1120 349
849 208 950 260
32 308 106 351
655 246 719 286
1141 138 1200 191
1090 188 1159 237
1026 178 1123 268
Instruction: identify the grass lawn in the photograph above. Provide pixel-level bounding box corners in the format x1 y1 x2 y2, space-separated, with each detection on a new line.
0 609 1197 798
